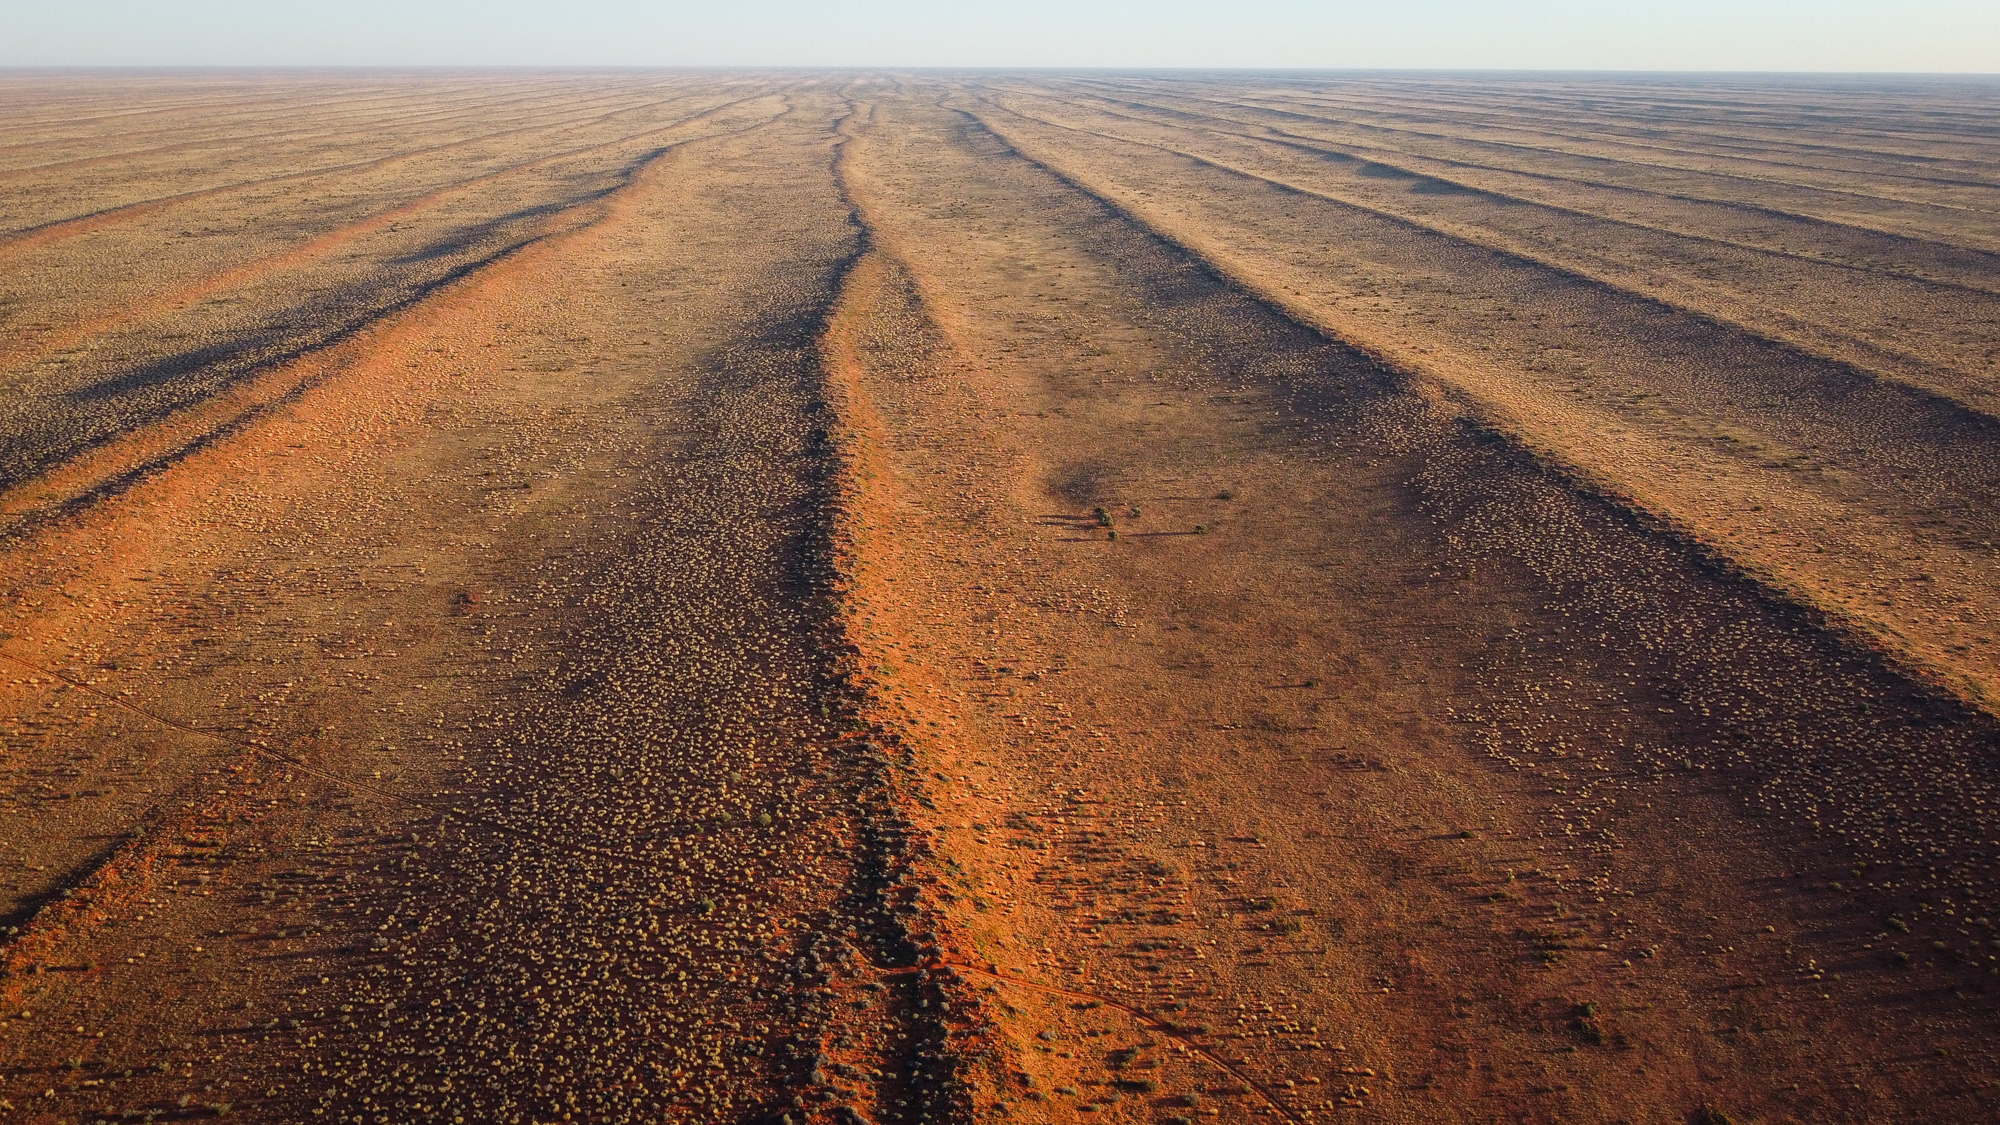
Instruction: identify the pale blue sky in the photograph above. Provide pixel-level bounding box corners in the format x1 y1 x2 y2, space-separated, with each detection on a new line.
5 0 1996 71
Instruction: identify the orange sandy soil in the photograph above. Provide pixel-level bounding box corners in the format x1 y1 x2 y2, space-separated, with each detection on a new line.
1 72 1998 1125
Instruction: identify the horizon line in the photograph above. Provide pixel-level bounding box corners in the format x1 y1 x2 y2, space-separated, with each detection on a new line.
2 64 1998 77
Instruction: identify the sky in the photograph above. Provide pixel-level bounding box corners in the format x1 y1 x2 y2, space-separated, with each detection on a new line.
5 0 1997 71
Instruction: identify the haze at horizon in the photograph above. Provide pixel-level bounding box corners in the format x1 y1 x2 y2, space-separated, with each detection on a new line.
5 0 1997 72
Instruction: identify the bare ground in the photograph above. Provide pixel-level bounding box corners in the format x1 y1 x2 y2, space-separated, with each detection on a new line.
1 72 1997 1125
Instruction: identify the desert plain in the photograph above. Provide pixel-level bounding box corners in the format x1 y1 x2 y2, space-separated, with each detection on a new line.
0 69 1998 1125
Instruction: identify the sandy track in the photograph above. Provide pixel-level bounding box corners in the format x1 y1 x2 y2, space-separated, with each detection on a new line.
1 73 1998 1125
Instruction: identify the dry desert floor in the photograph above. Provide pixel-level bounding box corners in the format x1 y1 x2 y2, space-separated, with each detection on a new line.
1 70 1999 1125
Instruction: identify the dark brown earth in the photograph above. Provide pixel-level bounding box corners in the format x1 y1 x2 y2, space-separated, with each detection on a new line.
2 71 1998 1125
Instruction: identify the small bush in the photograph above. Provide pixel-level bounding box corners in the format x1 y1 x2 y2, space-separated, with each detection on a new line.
1569 1000 1605 1044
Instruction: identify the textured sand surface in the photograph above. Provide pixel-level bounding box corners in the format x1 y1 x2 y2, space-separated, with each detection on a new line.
2 72 1998 1125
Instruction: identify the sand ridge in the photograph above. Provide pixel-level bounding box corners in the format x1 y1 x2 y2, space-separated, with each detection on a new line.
1 72 1997 1125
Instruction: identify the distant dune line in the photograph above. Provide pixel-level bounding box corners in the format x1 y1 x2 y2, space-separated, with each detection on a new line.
1045 81 2000 284
959 88 2000 714
1174 80 2000 191
0 85 755 251
0 89 779 395
0 80 695 181
985 89 2000 429
0 98 794 540
1107 80 2000 246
